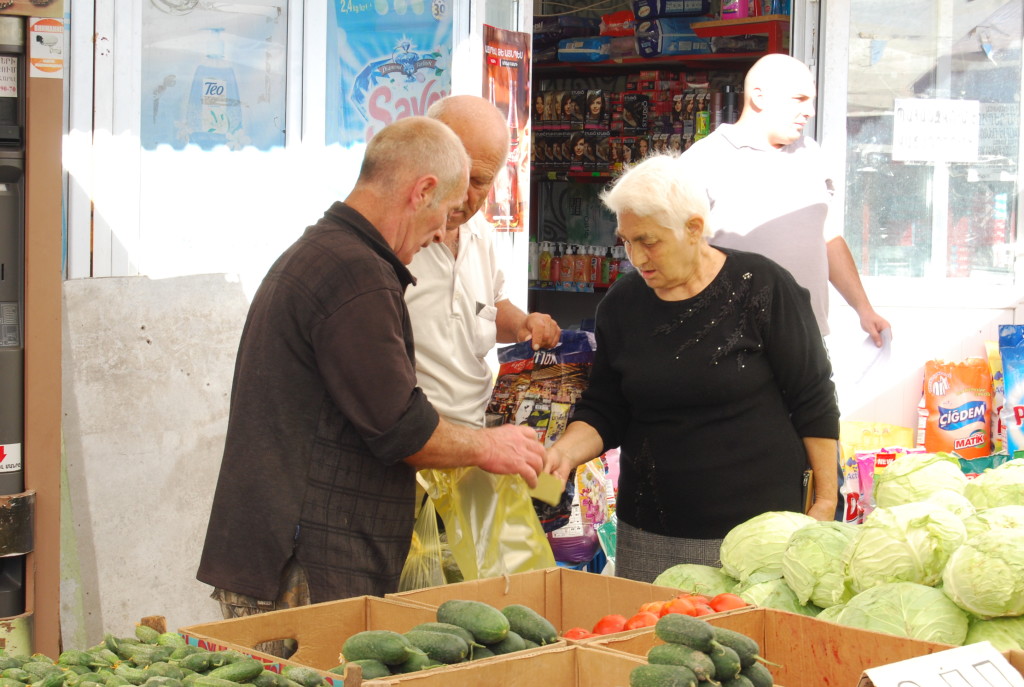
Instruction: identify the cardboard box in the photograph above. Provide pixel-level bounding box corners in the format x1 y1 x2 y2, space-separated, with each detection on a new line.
363 645 643 687
386 567 681 636
179 596 439 686
585 607 958 687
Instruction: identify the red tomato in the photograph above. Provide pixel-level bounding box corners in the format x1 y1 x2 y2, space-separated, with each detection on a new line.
562 627 596 640
624 611 660 630
638 601 664 615
677 592 711 605
709 592 749 613
660 597 697 617
692 603 716 617
591 614 628 635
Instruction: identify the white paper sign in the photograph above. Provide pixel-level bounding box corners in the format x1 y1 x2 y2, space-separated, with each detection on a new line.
859 642 1024 687
891 98 980 163
0 57 17 97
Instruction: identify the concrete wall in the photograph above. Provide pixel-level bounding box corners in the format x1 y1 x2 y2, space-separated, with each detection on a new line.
61 274 249 644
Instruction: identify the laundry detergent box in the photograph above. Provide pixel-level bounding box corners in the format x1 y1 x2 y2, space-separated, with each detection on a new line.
635 18 712 58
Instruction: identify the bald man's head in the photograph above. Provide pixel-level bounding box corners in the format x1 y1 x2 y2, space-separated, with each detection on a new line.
428 95 510 230
738 54 817 148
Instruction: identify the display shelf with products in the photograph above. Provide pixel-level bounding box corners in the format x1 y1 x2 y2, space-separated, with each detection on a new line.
527 16 789 326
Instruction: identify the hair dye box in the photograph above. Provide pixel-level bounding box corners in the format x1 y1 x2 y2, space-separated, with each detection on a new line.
584 607 958 687
386 567 680 638
179 596 439 686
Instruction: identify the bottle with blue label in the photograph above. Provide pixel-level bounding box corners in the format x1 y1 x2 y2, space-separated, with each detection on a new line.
187 28 243 150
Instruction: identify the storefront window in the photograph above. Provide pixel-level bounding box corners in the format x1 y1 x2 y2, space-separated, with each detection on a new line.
844 0 1020 280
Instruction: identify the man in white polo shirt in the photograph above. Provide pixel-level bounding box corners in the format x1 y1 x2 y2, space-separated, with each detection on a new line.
681 53 890 346
407 95 560 430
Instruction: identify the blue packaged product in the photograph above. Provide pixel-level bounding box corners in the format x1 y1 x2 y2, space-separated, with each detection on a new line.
633 0 712 19
558 36 613 63
635 18 712 58
999 324 1024 457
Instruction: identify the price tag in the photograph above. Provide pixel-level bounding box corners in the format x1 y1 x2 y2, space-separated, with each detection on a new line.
858 642 1024 687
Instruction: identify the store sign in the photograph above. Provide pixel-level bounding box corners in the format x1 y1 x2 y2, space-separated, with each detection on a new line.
28 16 63 79
858 642 1024 687
891 97 979 163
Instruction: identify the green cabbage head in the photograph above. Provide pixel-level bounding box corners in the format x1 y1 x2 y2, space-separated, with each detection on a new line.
964 458 1024 508
941 528 1024 618
844 502 966 593
923 489 976 520
652 563 736 597
837 582 969 645
734 578 820 616
963 505 1024 539
720 511 814 584
780 520 858 608
873 452 967 509
964 615 1024 651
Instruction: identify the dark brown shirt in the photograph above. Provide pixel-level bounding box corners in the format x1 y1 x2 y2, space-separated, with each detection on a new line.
197 202 439 602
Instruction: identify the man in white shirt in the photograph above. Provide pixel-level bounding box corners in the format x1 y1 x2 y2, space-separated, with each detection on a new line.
681 53 890 345
407 95 560 429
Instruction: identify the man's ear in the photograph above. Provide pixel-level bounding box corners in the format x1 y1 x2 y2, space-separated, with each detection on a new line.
410 174 439 210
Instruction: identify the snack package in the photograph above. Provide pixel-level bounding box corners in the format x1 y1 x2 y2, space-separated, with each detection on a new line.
921 358 992 459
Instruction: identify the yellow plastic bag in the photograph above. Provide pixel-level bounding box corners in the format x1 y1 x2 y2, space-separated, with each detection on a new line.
418 466 555 581
397 487 446 592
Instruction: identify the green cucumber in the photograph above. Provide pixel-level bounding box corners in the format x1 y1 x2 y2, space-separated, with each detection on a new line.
340 630 415 666
436 600 509 645
390 651 438 675
740 662 773 687
192 677 241 687
720 677 754 687
113 666 148 687
135 627 161 645
331 660 390 680
708 641 742 682
141 677 182 687
0 659 23 672
485 630 526 656
205 660 264 683
0 678 25 687
710 627 762 669
278 666 324 687
1 668 30 683
469 646 494 661
155 635 185 649
646 644 716 682
407 623 478 647
173 655 209 675
104 675 131 687
58 651 94 668
654 614 714 652
500 605 557 646
403 630 469 664
248 671 288 687
629 664 698 687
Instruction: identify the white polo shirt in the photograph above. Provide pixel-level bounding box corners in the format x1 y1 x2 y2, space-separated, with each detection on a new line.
406 213 507 428
682 124 837 335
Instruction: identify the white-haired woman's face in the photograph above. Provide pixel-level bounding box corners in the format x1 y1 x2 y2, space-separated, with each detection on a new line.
616 210 703 298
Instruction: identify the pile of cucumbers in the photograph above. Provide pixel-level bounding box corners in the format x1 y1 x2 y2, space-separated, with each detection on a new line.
630 614 774 687
337 599 558 679
0 626 333 687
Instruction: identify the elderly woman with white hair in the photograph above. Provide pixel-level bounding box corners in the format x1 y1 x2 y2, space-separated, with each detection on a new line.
544 154 840 582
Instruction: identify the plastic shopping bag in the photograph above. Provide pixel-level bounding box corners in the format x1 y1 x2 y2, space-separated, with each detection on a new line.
398 487 446 591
